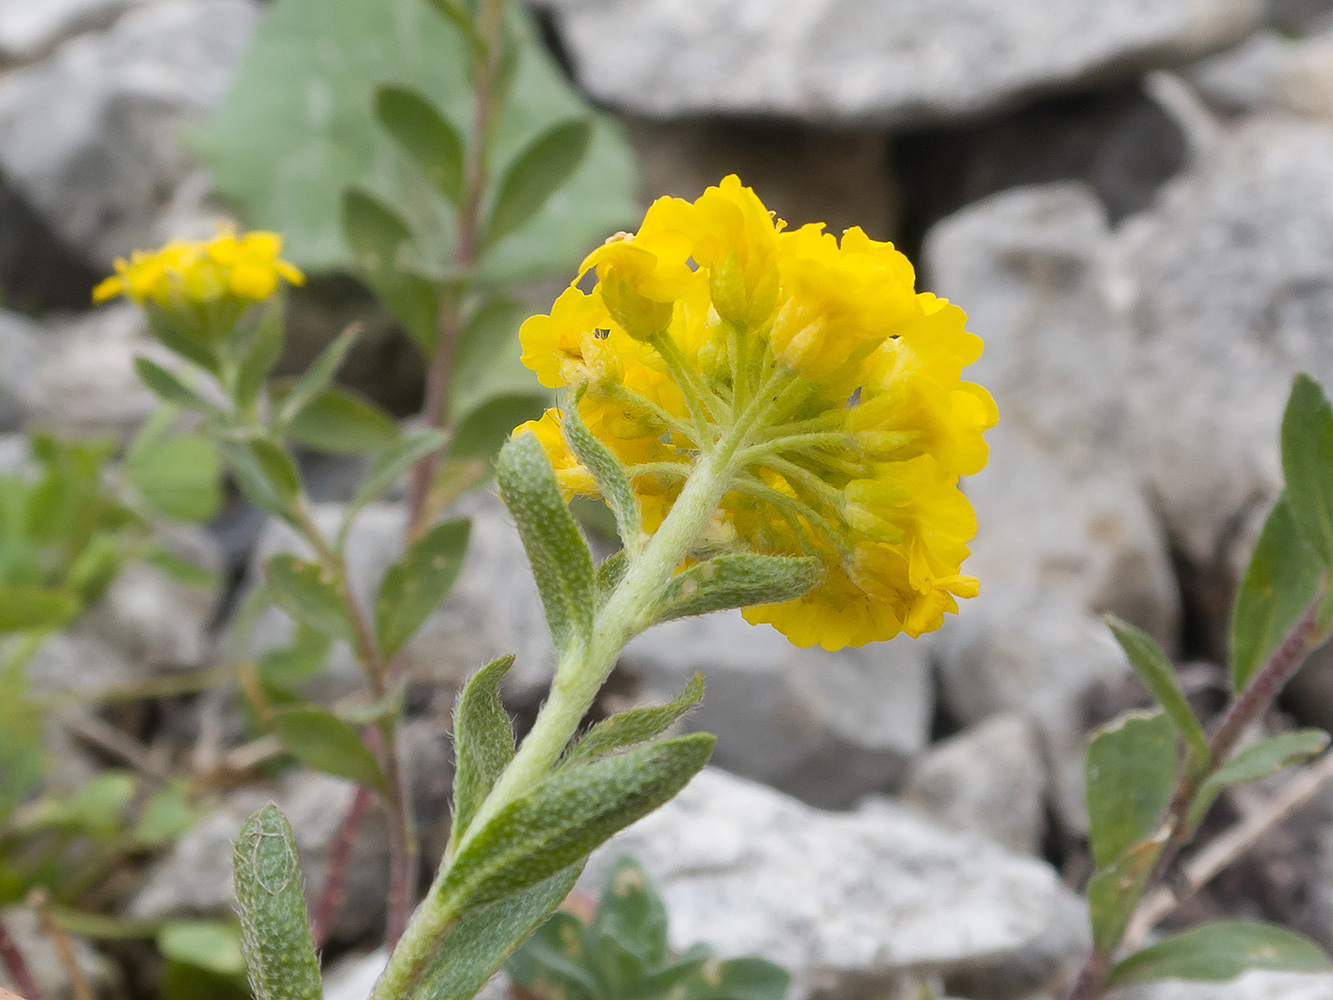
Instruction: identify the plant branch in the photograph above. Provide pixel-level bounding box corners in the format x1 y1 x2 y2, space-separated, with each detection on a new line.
310 781 375 948
406 0 510 541
26 891 92 1000
0 917 40 1000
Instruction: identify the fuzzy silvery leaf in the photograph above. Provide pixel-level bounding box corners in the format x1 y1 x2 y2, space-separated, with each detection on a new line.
656 554 820 624
440 733 714 913
1230 493 1323 692
1109 921 1329 987
562 389 641 552
1085 710 1177 870
449 654 517 847
376 517 471 658
561 674 704 770
410 864 583 1000
497 432 595 657
232 805 323 1000
1186 729 1330 831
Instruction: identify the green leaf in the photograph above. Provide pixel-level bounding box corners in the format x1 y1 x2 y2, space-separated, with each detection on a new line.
449 655 517 847
257 625 333 693
506 910 600 1000
1108 921 1330 987
195 0 637 284
232 805 323 1000
1106 615 1209 766
679 957 791 1000
1230 493 1324 691
127 432 223 522
485 119 593 249
450 299 545 422
340 187 439 356
0 583 80 632
375 85 465 204
215 437 300 523
448 392 547 465
265 554 354 643
375 517 471 657
496 431 595 657
144 304 221 375
348 430 448 516
562 391 641 550
0 663 43 824
158 921 246 977
656 554 821 623
1085 710 1178 869
26 771 138 838
590 856 669 968
441 733 715 912
1282 373 1333 568
278 324 360 427
133 780 198 846
284 386 400 455
411 864 584 1000
134 357 220 414
271 706 386 788
1187 729 1330 830
595 550 628 608
563 674 704 769
233 299 286 409
1087 835 1165 953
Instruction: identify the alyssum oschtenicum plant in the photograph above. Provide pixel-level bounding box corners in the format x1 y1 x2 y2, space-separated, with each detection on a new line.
1061 372 1333 999
96 173 995 1000
306 175 994 1000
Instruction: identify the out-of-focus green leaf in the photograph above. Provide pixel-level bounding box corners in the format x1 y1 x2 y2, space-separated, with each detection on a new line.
449 393 547 465
1106 615 1209 766
1281 373 1333 568
375 517 470 657
133 780 199 846
1085 710 1177 869
1187 730 1330 830
257 625 333 693
265 555 354 643
0 583 80 632
271 706 386 788
450 298 545 422
194 0 637 283
1230 494 1323 691
375 85 466 204
127 431 223 522
158 921 246 976
284 386 400 455
483 119 593 249
1108 921 1330 986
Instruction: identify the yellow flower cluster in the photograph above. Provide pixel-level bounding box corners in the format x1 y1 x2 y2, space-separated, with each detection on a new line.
93 227 304 307
517 175 995 650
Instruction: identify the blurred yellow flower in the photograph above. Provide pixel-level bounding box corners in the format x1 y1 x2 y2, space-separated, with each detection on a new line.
515 174 995 649
93 225 304 307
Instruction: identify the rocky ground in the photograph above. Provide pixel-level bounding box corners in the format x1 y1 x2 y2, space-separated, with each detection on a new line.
6 0 1333 999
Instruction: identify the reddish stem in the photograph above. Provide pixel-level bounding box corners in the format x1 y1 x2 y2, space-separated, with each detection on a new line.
0 917 41 1000
310 781 374 948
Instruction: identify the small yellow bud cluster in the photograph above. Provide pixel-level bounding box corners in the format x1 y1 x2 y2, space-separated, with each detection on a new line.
516 175 996 650
93 226 305 309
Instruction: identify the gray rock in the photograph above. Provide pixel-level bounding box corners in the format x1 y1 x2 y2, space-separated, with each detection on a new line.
1113 115 1333 582
539 0 1260 127
622 610 933 808
0 0 147 65
0 311 39 431
627 117 896 241
21 303 171 438
1121 971 1333 1000
582 768 1068 1000
1188 29 1333 122
0 0 257 267
902 713 1047 855
926 182 1178 644
0 905 119 1000
130 770 389 944
241 491 555 701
